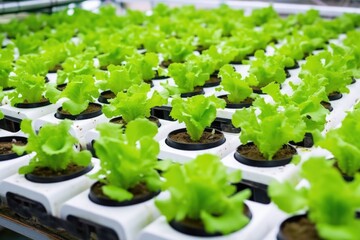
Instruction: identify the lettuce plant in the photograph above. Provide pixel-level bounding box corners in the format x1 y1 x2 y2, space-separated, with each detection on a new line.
248 50 291 88
217 64 256 103
165 58 212 94
14 32 45 55
103 83 167 123
262 81 328 134
126 52 160 81
299 50 353 95
316 109 360 177
96 64 142 94
46 75 99 115
97 44 137 69
157 37 195 63
232 98 306 159
202 45 237 72
56 49 98 85
156 153 251 235
8 71 47 105
92 119 161 202
139 29 166 53
193 25 222 49
15 54 49 76
0 45 15 89
14 119 92 174
170 95 226 141
248 6 279 26
269 156 360 240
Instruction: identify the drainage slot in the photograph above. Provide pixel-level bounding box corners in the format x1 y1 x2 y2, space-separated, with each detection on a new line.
67 215 119 240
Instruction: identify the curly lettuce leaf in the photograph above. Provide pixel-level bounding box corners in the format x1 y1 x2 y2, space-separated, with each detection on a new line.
232 98 306 159
103 83 167 122
218 64 253 103
170 95 226 141
93 119 160 202
155 153 250 235
15 119 91 174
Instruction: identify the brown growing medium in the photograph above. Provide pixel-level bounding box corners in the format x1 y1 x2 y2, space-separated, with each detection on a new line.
320 101 333 112
58 103 101 115
237 143 296 161
92 181 152 201
169 130 224 144
218 95 254 105
22 96 49 104
281 216 321 240
30 163 86 177
204 75 221 85
101 91 116 100
0 139 26 155
48 63 63 73
110 116 160 127
160 59 173 68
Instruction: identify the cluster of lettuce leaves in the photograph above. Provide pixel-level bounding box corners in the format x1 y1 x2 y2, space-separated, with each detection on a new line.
14 119 92 174
156 153 251 235
269 156 360 240
92 119 162 202
316 107 360 177
103 82 167 123
170 95 226 141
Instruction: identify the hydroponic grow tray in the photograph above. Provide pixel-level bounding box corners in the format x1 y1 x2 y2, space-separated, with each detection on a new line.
1 1 360 239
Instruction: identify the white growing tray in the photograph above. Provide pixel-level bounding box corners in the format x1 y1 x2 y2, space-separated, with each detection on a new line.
0 158 99 216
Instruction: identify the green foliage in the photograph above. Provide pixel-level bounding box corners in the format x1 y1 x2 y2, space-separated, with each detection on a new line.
157 37 195 62
262 81 328 134
103 83 167 123
46 75 99 115
316 109 360 177
96 64 142 94
56 49 98 84
202 45 237 72
166 59 212 94
8 71 46 105
299 50 353 95
170 95 226 141
217 64 255 103
249 6 279 26
156 153 250 235
248 50 289 87
15 54 49 76
97 44 137 68
194 25 222 48
92 119 161 202
14 32 45 55
15 119 91 174
269 157 360 240
232 98 306 159
0 46 15 88
126 52 159 81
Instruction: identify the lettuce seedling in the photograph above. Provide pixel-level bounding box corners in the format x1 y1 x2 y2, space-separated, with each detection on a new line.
96 64 142 94
202 45 237 72
170 95 226 141
8 71 47 105
97 44 137 69
269 156 360 240
248 50 290 88
299 50 353 95
15 54 49 76
92 119 161 202
193 25 222 49
165 59 212 94
232 98 306 159
103 83 167 123
126 52 160 81
156 153 251 235
248 5 279 26
316 109 360 177
46 75 99 115
262 80 328 134
56 48 98 85
14 119 92 174
0 45 15 89
157 37 195 63
139 29 167 53
217 64 256 103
